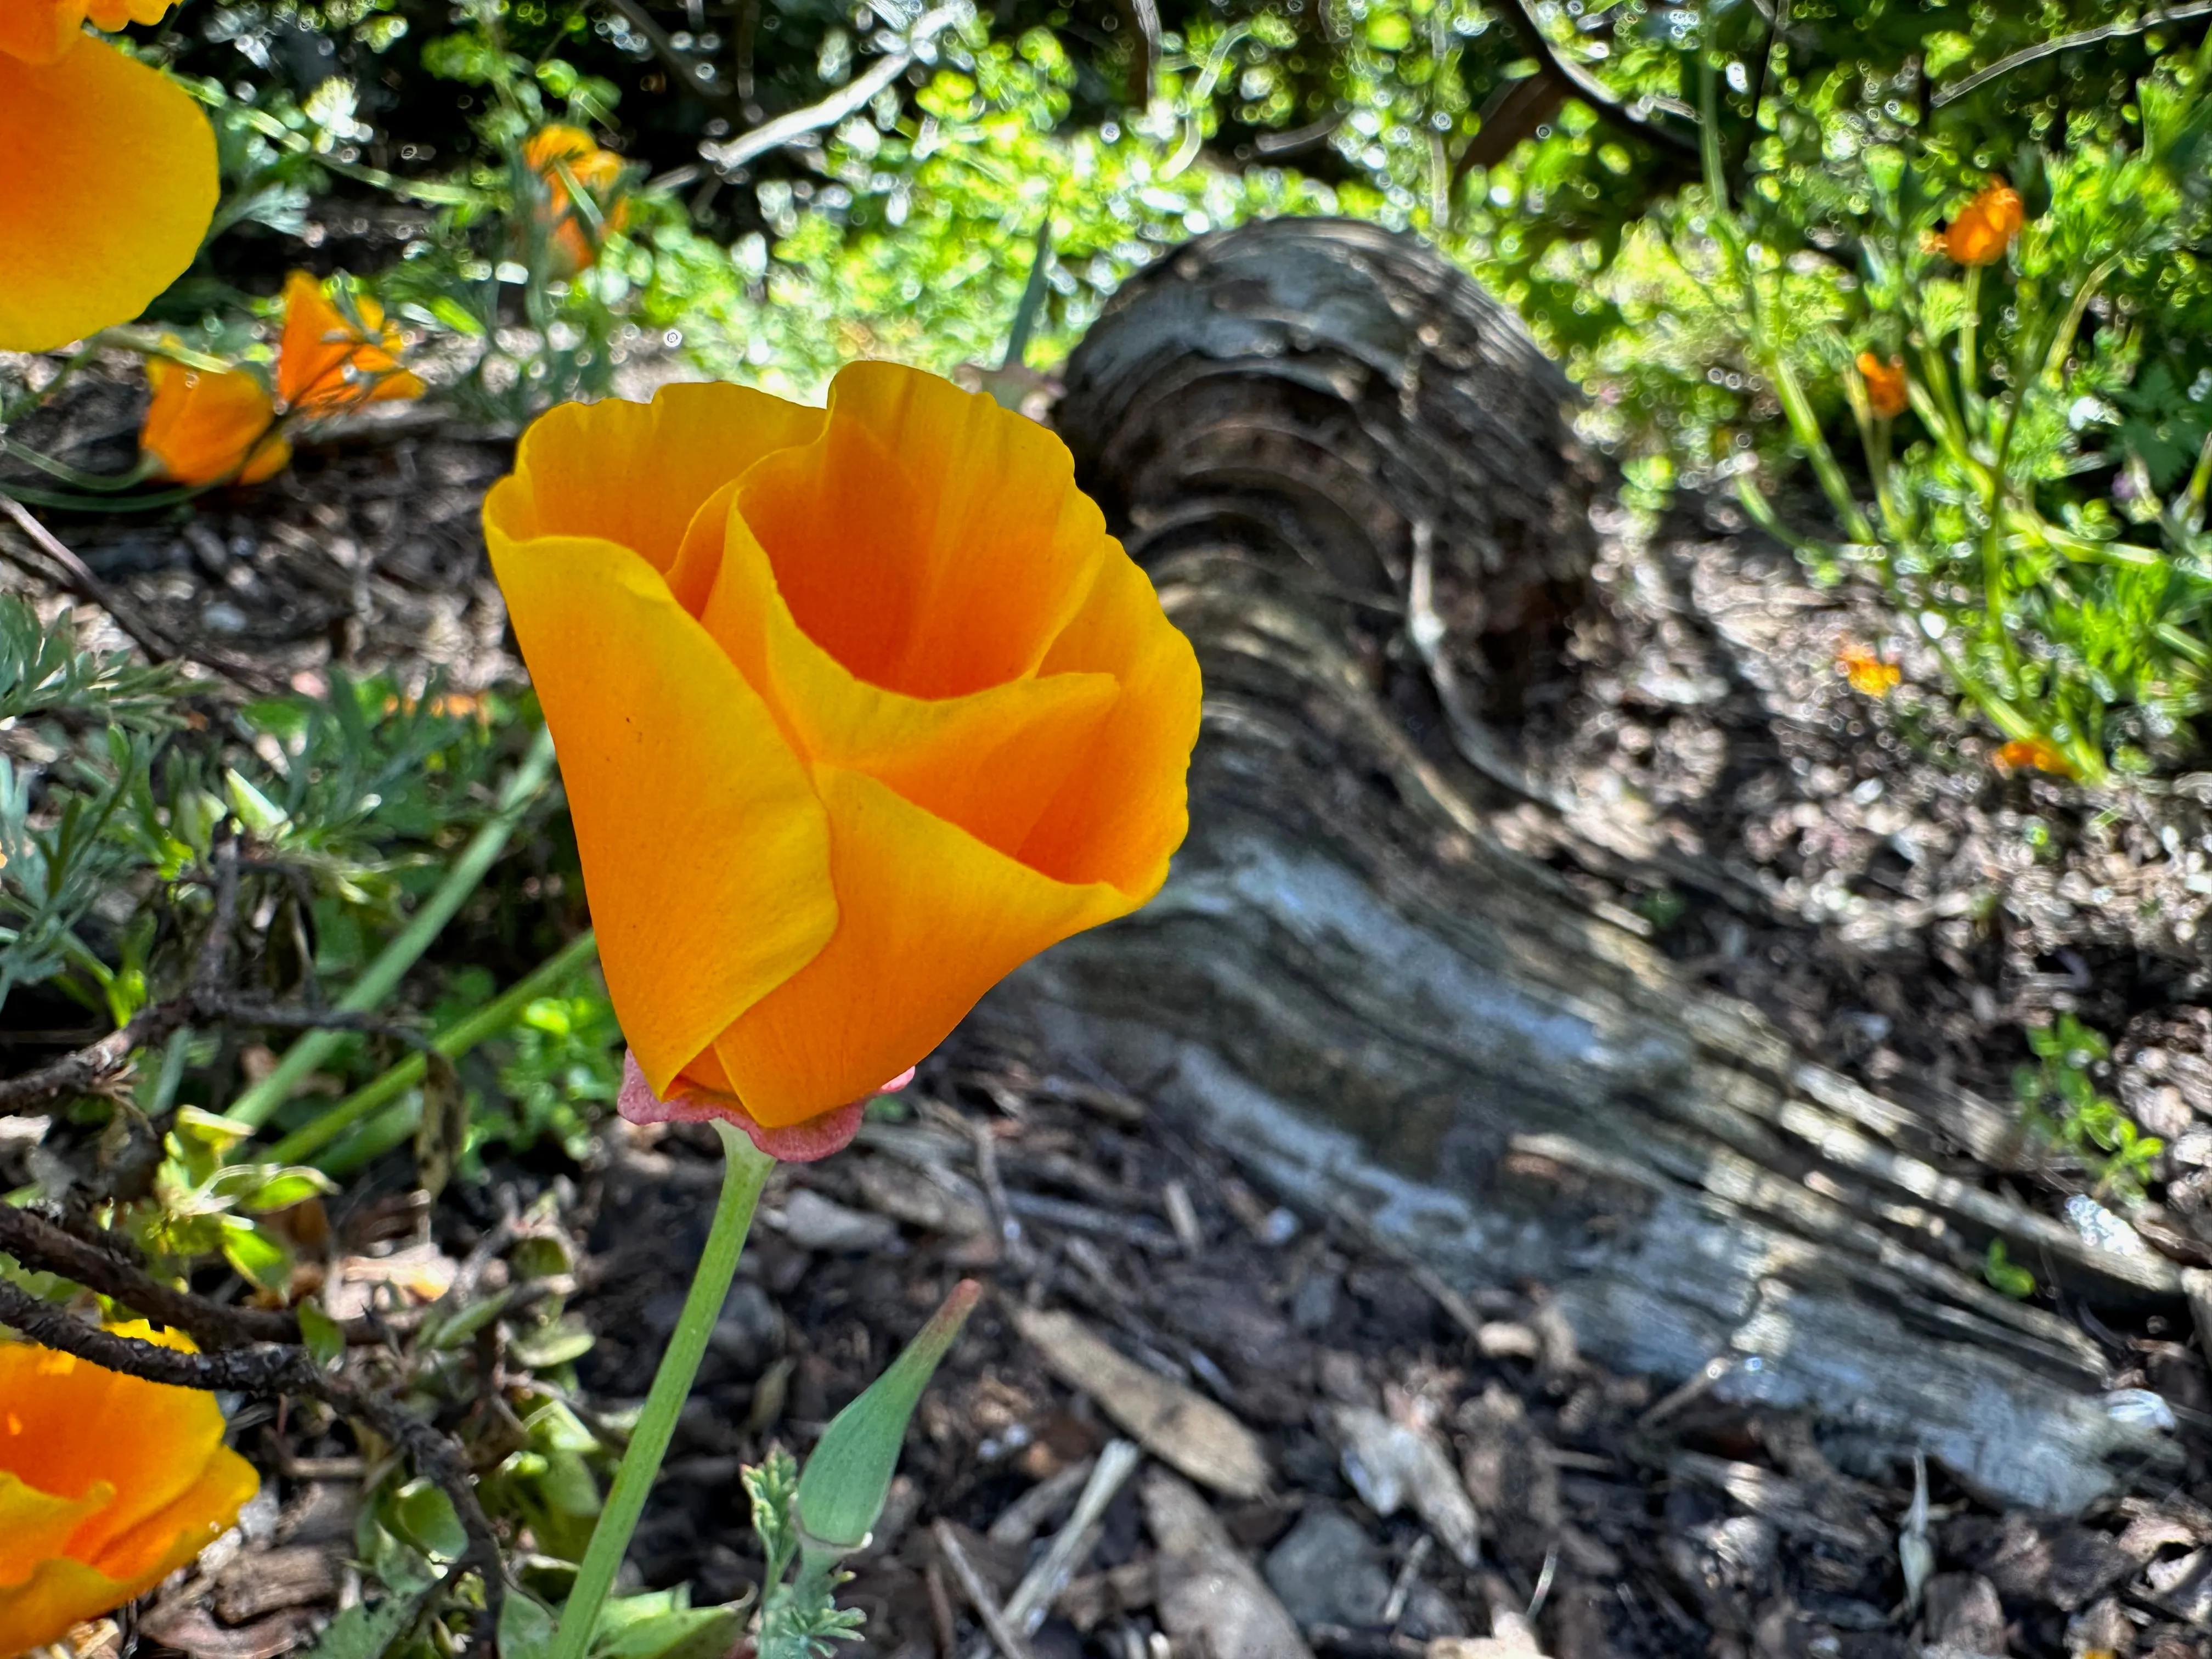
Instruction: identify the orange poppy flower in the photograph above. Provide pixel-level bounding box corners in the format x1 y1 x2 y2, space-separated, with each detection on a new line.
1855 352 1909 420
138 274 422 486
486 363 1202 1150
0 1324 259 1656
1836 642 1900 696
1993 735 2074 777
274 271 425 417
524 125 633 274
0 0 218 351
1944 180 2024 267
524 125 632 272
139 358 290 487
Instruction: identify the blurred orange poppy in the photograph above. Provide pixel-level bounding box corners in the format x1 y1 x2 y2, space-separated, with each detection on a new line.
0 0 218 351
1994 736 2074 777
1836 642 1900 697
0 1324 258 1656
1944 181 2024 267
524 125 633 275
140 358 290 487
1855 352 1908 420
486 363 1201 1150
139 274 422 486
274 270 425 417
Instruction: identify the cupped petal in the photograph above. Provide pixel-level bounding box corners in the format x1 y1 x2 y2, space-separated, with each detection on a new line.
140 358 281 486
0 0 82 65
488 385 824 580
486 528 838 1097
0 1553 139 1657
0 1329 229 1572
0 41 218 351
82 0 177 31
713 766 1133 1126
0 1474 108 1589
72 1440 256 1587
696 495 1124 859
1019 548 1203 896
743 362 1111 698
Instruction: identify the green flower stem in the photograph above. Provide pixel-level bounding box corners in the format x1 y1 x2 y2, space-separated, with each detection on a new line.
266 929 601 1165
552 1120 775 1659
229 722 560 1130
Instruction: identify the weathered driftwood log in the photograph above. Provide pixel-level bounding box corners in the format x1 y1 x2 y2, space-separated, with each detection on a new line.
977 217 2180 1512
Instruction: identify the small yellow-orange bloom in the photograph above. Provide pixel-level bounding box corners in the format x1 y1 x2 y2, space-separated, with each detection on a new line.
1994 735 2073 777
139 274 423 486
0 1325 258 1656
140 358 290 487
275 271 426 417
1944 181 2024 267
0 0 218 350
1836 642 1900 697
524 125 633 275
486 363 1203 1136
1856 353 1909 420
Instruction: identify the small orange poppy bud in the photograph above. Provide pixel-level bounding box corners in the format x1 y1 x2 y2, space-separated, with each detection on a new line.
0 1325 259 1656
0 0 216 351
140 357 290 486
1836 642 1900 696
275 271 424 418
1993 735 2073 777
1943 180 2024 267
1855 353 1909 420
486 363 1203 1150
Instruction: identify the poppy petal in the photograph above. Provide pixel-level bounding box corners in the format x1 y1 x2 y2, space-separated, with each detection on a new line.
0 1473 108 1584
140 358 280 485
484 528 838 1097
714 765 1132 1126
1020 548 1203 895
493 385 825 579
0 0 82 65
744 362 1111 698
694 496 1123 859
0 40 216 351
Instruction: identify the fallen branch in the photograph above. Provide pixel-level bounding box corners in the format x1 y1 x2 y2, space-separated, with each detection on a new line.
0 493 283 693
0 1204 386 1348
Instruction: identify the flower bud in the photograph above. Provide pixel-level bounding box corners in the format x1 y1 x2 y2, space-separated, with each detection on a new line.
795 1280 981 1554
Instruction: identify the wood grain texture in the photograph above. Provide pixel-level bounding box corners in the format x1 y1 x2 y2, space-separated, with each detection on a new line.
982 217 2179 1512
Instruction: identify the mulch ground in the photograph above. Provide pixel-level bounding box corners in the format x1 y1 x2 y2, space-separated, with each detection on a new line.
8 355 2212 1659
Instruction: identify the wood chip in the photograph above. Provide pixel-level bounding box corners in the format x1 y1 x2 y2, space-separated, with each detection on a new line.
851 1153 990 1236
1141 1469 1314 1659
1013 1306 1271 1500
136 1607 315 1659
213 1545 342 1622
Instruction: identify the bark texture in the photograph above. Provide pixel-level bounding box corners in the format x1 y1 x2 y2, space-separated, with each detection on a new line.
979 217 2179 1512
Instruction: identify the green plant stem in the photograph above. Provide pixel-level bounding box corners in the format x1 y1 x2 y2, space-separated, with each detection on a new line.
228 722 560 1129
552 1121 774 1659
266 929 601 1164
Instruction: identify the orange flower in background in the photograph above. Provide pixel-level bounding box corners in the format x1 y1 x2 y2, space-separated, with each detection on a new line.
1856 353 1909 420
0 0 218 351
140 358 289 487
1836 642 1900 697
274 271 425 417
0 1325 258 1656
1944 180 2024 267
524 125 633 274
486 363 1202 1151
1994 735 2075 777
138 274 422 486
